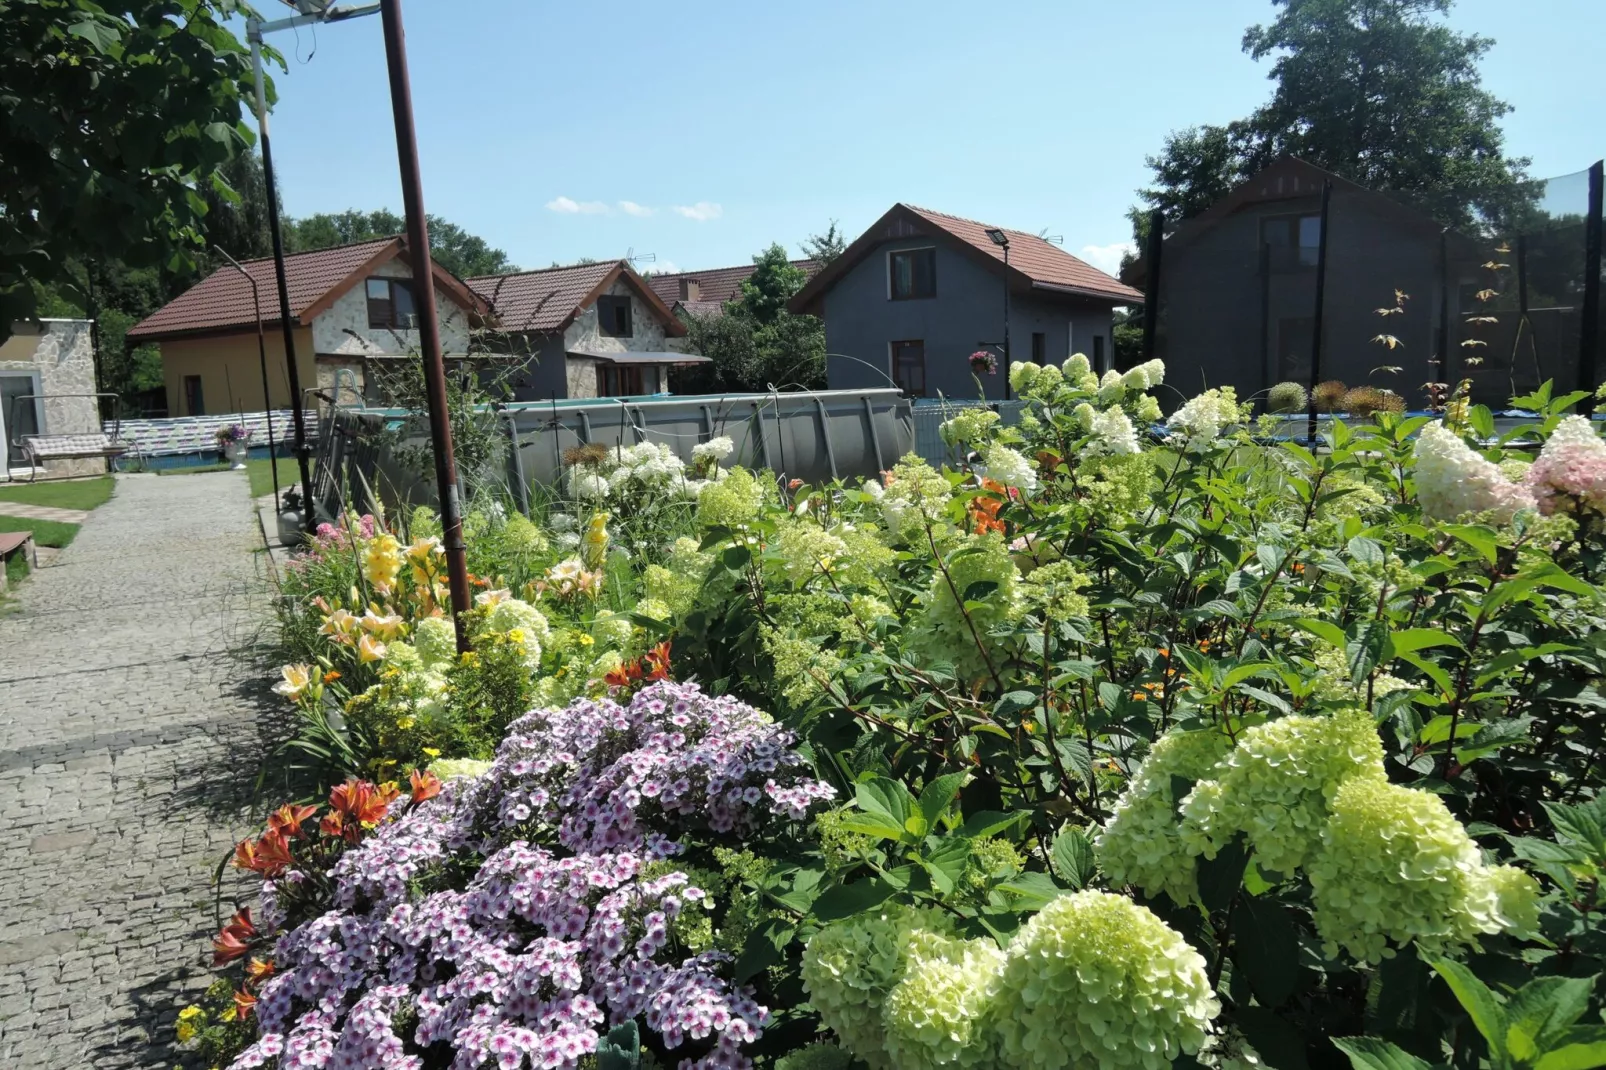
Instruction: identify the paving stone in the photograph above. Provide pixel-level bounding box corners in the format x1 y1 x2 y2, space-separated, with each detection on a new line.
0 472 272 1068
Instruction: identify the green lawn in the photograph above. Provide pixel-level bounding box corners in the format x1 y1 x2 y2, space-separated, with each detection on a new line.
0 475 114 511
159 457 284 499
0 515 80 548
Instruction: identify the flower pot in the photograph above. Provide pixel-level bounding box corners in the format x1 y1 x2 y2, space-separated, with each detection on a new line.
227 442 248 470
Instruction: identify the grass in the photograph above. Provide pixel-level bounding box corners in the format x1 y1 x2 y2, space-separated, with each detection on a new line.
0 475 114 511
0 515 80 548
159 457 285 499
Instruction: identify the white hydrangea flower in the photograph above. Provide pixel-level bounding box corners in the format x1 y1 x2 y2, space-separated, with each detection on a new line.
1168 388 1246 450
1088 406 1141 457
1413 422 1536 523
980 444 1038 494
1065 353 1092 378
1098 368 1126 405
1122 366 1151 391
692 435 734 462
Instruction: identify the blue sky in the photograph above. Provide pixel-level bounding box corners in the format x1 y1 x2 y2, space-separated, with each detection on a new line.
255 0 1604 278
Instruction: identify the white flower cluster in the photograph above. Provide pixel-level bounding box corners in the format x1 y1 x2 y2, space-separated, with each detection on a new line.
691 435 735 464
1167 387 1248 450
803 892 1217 1070
979 443 1038 494
1413 422 1536 523
1088 406 1142 457
568 441 723 506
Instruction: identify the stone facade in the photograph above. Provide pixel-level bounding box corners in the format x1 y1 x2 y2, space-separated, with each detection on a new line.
563 278 669 357
315 358 367 407
1 320 101 476
310 259 473 363
566 355 602 400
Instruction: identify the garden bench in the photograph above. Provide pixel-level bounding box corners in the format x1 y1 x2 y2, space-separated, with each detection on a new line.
17 432 131 479
0 530 36 594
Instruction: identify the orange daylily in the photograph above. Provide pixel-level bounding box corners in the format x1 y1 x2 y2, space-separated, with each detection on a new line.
253 829 294 878
409 769 442 803
642 640 673 683
212 909 256 966
267 804 319 839
246 958 275 985
233 989 258 1019
320 811 346 839
329 779 401 828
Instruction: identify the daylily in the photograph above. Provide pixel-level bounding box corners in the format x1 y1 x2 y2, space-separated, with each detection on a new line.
232 989 257 1019
246 957 275 985
329 779 401 828
360 609 405 640
211 909 256 966
409 768 442 803
271 663 314 700
267 803 319 838
474 587 512 607
319 609 360 646
357 633 388 663
249 828 294 877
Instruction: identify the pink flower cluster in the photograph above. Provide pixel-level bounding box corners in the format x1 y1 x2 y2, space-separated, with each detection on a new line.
229 683 835 1070
1525 416 1606 519
1413 422 1535 523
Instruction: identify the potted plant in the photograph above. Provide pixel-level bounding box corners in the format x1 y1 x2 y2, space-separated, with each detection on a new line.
215 424 251 469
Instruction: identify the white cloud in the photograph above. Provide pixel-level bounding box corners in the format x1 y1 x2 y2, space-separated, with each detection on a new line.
545 196 610 215
1079 241 1136 276
647 259 681 275
672 202 723 222
618 200 655 217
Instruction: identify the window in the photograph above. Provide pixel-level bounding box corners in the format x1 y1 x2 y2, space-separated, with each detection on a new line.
889 248 936 300
597 295 633 338
598 363 645 397
1261 214 1322 268
1276 317 1315 384
891 340 926 396
1031 332 1046 363
365 277 417 329
1 373 42 466
183 374 205 416
1092 334 1106 371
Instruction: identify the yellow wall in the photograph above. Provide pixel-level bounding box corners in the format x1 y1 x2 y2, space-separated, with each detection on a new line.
160 328 316 415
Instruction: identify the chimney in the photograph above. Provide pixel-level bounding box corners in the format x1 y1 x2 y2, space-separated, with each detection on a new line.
679 278 700 301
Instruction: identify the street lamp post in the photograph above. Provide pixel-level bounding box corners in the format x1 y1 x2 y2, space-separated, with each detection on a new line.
214 247 280 503
986 228 1011 400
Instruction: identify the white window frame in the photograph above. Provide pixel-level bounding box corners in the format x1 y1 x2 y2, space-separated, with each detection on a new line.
0 369 46 472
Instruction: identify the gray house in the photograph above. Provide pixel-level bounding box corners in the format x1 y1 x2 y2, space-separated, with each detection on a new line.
467 261 707 400
1125 157 1498 405
789 203 1144 400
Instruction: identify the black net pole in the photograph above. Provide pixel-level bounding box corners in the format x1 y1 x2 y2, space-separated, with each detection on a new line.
1579 160 1603 399
1142 208 1164 363
1305 180 1333 444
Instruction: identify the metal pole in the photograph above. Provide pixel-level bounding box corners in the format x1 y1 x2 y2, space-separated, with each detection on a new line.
216 247 280 503
1437 229 1450 388
379 0 472 652
1002 244 1012 401
1142 208 1164 364
1578 160 1603 399
1305 180 1333 444
248 21 315 524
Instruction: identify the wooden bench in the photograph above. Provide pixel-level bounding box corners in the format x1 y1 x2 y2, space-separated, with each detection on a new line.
0 530 36 594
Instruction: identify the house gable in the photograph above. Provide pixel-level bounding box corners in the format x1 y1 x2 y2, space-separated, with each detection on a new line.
311 257 475 358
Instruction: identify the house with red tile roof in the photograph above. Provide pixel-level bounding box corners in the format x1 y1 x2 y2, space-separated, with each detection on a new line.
647 259 820 318
788 204 1144 400
128 237 489 415
130 240 704 411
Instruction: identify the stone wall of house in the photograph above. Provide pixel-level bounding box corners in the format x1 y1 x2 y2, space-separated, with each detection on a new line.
316 358 367 407
0 320 102 476
566 356 601 399
563 278 669 355
311 259 472 358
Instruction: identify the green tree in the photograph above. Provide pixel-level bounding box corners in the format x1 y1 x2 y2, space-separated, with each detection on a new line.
680 243 826 392
286 209 515 278
801 221 848 266
1132 0 1529 239
0 0 267 342
738 243 808 325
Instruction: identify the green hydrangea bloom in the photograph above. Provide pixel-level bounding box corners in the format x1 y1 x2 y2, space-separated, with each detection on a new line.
1023 561 1091 619
993 890 1219 1070
1308 643 1409 703
697 467 767 528
940 408 1001 447
409 505 441 540
486 598 550 646
814 807 875 872
413 617 457 670
1097 728 1234 906
634 596 672 622
1133 394 1164 425
1077 453 1156 518
591 612 636 653
801 907 954 1070
1009 361 1043 394
775 1044 854 1070
965 837 1024 891
883 930 1006 1070
1308 778 1542 962
915 532 1022 683
500 511 548 556
1180 708 1385 876
761 624 841 705
1066 353 1092 378
872 455 953 544
429 757 492 780
383 640 423 674
772 521 850 586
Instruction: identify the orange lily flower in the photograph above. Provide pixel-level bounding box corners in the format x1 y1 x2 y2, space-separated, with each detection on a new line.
232 838 258 872
320 810 345 839
246 958 275 985
267 804 319 839
642 641 673 683
211 909 256 966
233 989 258 1019
409 769 442 803
250 829 294 878
329 779 401 828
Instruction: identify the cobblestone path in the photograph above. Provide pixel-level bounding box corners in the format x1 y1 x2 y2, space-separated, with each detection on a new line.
0 473 274 1068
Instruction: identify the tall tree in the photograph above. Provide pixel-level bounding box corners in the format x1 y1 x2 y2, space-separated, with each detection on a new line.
801 221 848 266
286 209 515 278
0 0 267 342
1133 0 1529 238
738 243 808 325
680 243 826 392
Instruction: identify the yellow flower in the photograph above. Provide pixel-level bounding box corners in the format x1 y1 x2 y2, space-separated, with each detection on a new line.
319 609 360 646
422 747 441 758
507 628 526 644
397 717 415 730
220 1004 237 1023
357 634 388 663
581 512 610 570
176 1021 197 1043
362 534 403 591
578 633 595 647
360 610 405 640
272 663 313 700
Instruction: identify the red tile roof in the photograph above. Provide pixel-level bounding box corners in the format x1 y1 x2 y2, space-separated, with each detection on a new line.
903 205 1145 303
128 238 401 341
788 203 1143 314
647 260 819 308
467 260 687 337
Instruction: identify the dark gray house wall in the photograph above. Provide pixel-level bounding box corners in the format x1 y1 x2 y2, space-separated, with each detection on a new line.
823 237 1118 401
1157 195 1460 405
502 335 569 401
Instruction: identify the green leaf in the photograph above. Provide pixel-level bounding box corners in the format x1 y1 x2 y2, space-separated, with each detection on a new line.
961 579 999 603
853 776 916 842
1432 958 1508 1059
1391 628 1463 655
1505 977 1597 1063
1348 620 1392 687
721 544 751 569
1397 651 1454 699
916 771 968 830
67 17 122 54
920 837 973 895
1237 1008 1310 1070
732 917 794 984
1296 618 1348 649
959 810 1027 840
1049 827 1096 889
1236 896 1301 1007
994 690 1039 719
995 871 1066 911
1443 524 1500 565
1348 535 1385 565
1534 1029 1606 1070
1330 1037 1435 1070
1197 836 1248 914
595 1020 641 1070
810 879 895 922
1544 798 1606 859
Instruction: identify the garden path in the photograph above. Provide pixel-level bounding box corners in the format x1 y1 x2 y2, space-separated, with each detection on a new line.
0 472 273 1068
0 501 91 524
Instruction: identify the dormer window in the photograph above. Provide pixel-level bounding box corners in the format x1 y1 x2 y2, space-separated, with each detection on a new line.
366 278 417 329
598 294 633 338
